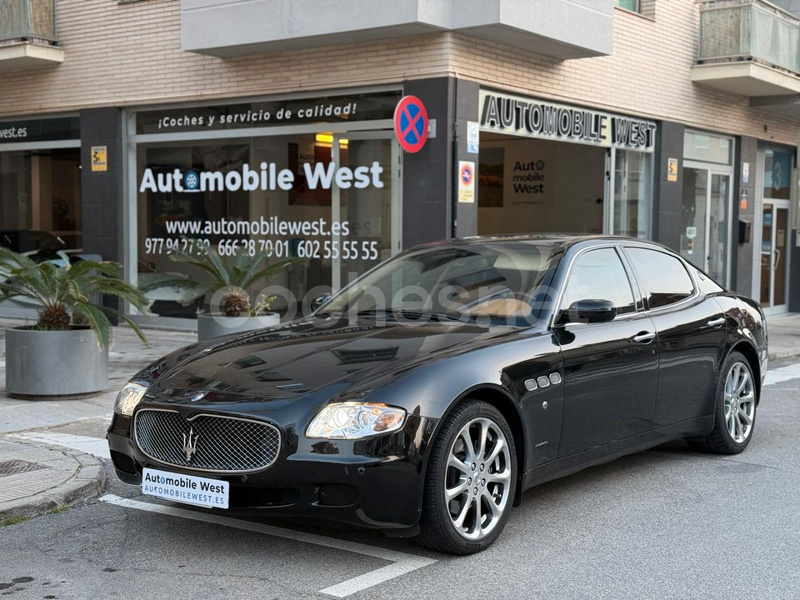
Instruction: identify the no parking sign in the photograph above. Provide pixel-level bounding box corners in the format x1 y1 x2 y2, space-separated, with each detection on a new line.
394 96 429 153
458 161 475 203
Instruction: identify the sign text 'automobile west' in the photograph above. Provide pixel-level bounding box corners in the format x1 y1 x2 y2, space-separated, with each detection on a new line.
139 161 384 193
480 90 656 152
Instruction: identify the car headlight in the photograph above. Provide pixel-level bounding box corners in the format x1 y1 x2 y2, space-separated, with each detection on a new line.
113 381 148 416
306 402 406 439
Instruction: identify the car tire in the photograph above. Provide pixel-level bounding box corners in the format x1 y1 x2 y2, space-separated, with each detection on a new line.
688 351 758 455
417 399 517 555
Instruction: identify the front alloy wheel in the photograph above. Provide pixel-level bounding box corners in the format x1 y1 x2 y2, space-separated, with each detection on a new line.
445 418 512 540
418 400 517 554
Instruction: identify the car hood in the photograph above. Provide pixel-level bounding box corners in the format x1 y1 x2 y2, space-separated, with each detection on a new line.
151 316 519 404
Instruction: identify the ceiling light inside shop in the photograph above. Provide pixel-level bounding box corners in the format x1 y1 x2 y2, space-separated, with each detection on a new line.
315 133 348 147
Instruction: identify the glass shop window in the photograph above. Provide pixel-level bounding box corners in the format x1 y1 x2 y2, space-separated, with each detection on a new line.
135 134 393 319
0 148 83 255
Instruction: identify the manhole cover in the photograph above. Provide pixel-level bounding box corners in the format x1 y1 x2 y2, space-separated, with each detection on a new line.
0 460 49 477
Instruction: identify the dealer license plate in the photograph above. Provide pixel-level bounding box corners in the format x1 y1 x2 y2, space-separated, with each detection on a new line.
142 467 229 509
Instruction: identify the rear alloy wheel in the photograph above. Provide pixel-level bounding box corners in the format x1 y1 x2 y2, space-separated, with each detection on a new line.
689 351 757 454
418 400 517 554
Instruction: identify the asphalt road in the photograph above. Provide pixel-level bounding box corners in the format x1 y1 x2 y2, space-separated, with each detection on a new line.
2 360 799 600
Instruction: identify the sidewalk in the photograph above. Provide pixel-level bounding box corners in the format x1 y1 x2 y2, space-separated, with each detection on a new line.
0 437 105 522
0 317 195 522
765 313 800 360
0 317 196 433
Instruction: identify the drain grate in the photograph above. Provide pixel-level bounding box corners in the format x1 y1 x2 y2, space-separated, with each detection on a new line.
0 460 49 478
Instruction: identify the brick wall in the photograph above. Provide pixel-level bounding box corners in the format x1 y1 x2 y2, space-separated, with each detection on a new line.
0 0 798 145
450 4 800 145
0 0 452 114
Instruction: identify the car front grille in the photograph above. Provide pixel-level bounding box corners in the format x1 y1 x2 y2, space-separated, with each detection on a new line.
134 409 281 473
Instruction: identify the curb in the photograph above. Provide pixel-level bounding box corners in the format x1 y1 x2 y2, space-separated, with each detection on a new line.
768 350 800 361
0 443 107 524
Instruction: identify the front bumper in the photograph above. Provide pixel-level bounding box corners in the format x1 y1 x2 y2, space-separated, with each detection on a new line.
107 409 439 530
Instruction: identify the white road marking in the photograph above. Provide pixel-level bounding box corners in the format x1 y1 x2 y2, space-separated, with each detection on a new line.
99 494 436 598
763 362 800 387
10 432 111 460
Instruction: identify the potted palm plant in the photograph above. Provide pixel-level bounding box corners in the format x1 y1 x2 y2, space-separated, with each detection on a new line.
139 242 295 341
0 249 151 397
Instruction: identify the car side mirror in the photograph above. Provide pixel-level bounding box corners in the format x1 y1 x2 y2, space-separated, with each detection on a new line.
311 293 332 312
561 299 617 324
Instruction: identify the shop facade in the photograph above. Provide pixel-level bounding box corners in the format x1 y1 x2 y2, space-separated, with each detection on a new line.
2 1 800 326
1 79 799 326
126 89 402 325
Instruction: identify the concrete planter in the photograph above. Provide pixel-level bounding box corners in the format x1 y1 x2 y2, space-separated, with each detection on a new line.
197 313 280 341
6 327 109 397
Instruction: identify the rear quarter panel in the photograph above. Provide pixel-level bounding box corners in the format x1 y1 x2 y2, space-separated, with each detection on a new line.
714 294 768 387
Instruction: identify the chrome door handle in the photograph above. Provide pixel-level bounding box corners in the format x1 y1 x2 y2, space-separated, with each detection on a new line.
632 331 656 344
707 317 725 328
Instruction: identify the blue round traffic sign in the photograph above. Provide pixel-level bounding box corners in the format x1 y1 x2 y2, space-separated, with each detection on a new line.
394 96 429 153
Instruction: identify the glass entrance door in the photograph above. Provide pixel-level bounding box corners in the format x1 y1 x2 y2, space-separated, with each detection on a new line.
680 166 732 286
760 202 789 313
707 172 731 285
332 133 400 290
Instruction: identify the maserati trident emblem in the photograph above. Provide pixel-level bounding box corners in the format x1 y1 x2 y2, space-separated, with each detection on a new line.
182 427 199 462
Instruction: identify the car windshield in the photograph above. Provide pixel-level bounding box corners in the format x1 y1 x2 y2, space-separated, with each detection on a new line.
321 242 562 324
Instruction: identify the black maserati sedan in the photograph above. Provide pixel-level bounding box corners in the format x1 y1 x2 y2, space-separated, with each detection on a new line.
108 236 767 554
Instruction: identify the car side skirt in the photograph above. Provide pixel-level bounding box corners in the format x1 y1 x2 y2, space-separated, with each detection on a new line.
521 416 713 490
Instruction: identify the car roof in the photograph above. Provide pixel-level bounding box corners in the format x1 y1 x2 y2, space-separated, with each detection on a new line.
420 234 673 253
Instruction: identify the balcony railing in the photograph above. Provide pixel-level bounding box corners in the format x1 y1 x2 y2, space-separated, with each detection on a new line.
698 0 800 75
0 0 57 43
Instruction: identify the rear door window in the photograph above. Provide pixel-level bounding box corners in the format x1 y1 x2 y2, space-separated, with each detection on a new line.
625 247 695 309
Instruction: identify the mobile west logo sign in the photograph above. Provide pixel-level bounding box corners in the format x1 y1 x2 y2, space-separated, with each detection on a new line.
139 161 384 193
479 90 656 153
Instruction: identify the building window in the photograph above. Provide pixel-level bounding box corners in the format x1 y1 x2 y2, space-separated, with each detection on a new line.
128 92 402 323
0 117 82 263
683 131 732 165
135 134 396 319
613 149 652 238
0 148 82 254
763 148 792 201
615 0 640 12
680 130 734 287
